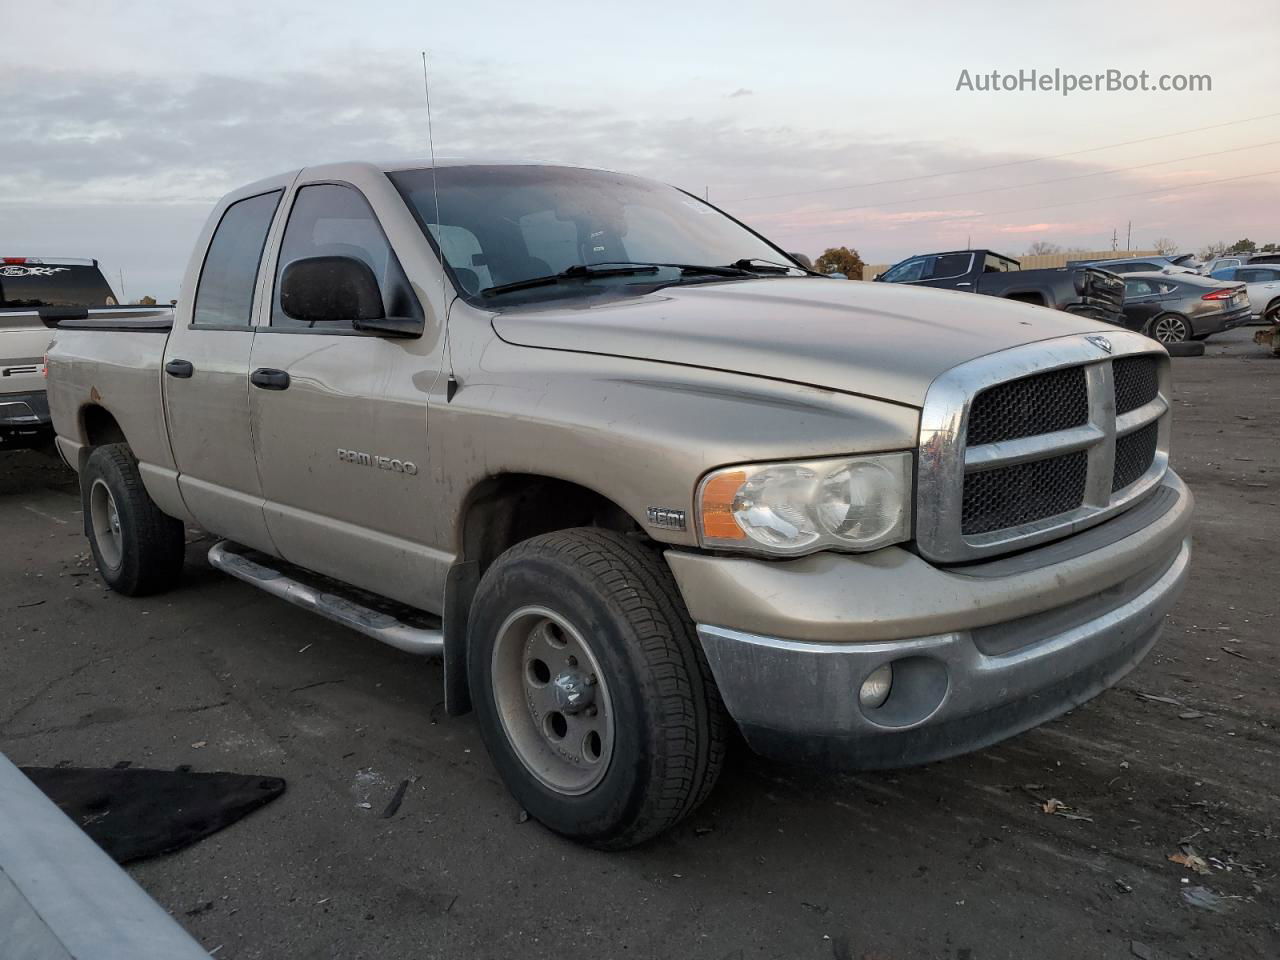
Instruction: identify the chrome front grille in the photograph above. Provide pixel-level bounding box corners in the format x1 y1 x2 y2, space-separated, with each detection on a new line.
966 366 1088 445
961 449 1089 535
916 332 1171 563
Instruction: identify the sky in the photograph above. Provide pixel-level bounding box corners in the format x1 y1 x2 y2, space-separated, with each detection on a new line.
2 0 1278 299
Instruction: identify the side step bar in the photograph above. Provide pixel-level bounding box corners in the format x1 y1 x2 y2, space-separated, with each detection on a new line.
207 541 444 656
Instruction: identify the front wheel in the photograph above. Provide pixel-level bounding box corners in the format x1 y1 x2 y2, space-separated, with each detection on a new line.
1148 313 1192 344
467 528 728 849
83 443 185 596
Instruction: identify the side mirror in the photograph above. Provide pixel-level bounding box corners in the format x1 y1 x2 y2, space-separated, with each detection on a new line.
788 252 813 270
281 256 382 323
279 256 423 339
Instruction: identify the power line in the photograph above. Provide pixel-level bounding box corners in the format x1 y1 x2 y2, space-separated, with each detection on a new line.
879 168 1280 228
819 139 1280 214
733 112 1280 203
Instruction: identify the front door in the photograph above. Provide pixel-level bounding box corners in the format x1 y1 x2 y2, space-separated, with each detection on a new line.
163 187 284 552
247 180 439 607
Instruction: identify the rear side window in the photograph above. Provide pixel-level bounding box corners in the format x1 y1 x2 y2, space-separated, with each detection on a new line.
192 191 282 327
271 183 420 330
0 263 117 308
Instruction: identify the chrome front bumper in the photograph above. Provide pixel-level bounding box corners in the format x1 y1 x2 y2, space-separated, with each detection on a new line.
669 472 1193 769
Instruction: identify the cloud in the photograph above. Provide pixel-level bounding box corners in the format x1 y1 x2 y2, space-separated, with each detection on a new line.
2 58 1276 297
728 88 754 98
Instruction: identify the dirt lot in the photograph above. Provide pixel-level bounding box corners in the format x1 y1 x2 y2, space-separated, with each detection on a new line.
2 328 1277 960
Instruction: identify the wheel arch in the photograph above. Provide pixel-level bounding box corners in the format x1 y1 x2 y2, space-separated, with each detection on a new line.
1001 289 1049 307
443 472 647 716
77 404 129 470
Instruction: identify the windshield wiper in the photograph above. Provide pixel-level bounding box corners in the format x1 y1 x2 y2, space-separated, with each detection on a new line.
727 257 808 275
482 263 660 298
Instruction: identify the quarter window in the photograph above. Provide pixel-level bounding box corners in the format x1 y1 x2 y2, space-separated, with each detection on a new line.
191 190 282 327
271 183 420 329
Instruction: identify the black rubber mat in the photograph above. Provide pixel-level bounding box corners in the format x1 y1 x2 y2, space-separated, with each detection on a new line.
22 766 286 864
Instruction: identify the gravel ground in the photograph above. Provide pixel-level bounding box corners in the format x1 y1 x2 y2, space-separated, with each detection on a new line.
2 327 1277 960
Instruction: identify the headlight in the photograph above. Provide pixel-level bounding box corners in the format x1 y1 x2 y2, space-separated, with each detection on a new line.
696 452 913 556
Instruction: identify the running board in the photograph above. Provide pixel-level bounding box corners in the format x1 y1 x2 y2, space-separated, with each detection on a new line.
207 541 444 656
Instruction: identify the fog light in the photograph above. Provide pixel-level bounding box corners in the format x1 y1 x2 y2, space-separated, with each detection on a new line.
859 664 893 709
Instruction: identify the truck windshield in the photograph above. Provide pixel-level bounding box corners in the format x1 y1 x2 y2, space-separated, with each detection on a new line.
0 262 117 308
388 165 800 301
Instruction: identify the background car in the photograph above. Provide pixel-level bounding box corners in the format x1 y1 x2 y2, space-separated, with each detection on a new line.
1197 254 1276 274
1070 256 1197 275
1208 264 1280 322
1119 271 1251 344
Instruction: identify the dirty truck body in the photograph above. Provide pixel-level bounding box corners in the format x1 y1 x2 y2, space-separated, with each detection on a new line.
46 161 1192 847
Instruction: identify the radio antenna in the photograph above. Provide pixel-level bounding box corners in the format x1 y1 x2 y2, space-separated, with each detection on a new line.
421 51 456 399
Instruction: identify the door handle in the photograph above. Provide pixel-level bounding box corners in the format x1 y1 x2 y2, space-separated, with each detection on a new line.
164 359 194 378
250 368 290 390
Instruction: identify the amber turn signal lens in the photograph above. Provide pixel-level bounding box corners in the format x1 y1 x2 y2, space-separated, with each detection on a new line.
699 469 747 540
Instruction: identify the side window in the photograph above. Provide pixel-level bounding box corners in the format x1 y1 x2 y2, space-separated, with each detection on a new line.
192 191 282 327
929 253 972 280
272 183 420 330
1124 279 1156 298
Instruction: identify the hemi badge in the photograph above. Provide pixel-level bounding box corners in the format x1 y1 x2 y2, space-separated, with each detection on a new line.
646 507 687 531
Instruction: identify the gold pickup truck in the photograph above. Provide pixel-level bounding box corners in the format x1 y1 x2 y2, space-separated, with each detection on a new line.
45 160 1192 848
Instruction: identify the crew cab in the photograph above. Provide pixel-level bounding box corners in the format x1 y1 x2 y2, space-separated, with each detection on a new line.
1 257 121 448
875 249 1126 324
46 161 1192 848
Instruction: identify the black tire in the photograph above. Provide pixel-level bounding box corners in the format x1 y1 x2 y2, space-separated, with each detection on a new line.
1147 313 1192 344
83 443 185 596
467 528 728 849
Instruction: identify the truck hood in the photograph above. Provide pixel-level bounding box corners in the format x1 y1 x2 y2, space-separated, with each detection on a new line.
490 277 1116 407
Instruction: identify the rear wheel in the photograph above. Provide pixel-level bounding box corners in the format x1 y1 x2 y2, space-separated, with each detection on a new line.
83 443 185 596
1148 313 1191 344
467 528 727 849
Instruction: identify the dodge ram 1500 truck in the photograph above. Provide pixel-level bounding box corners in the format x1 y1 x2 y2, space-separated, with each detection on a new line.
1 257 123 448
876 248 1127 324
46 161 1192 848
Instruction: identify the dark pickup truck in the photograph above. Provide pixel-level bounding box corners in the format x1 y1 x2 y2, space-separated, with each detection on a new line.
874 249 1126 324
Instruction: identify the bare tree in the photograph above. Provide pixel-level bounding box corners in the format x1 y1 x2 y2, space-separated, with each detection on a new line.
1025 241 1062 256
1199 240 1228 260
1151 237 1178 256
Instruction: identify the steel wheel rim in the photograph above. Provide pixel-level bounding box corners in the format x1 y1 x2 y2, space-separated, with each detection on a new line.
1154 316 1187 343
89 479 123 570
491 605 615 795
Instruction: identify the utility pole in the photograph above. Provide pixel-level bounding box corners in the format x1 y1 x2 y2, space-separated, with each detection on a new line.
1126 221 1132 252
118 269 126 303
1111 228 1118 252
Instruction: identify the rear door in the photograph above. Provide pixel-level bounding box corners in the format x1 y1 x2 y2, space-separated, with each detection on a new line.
163 187 285 552
1121 277 1164 332
246 178 438 605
